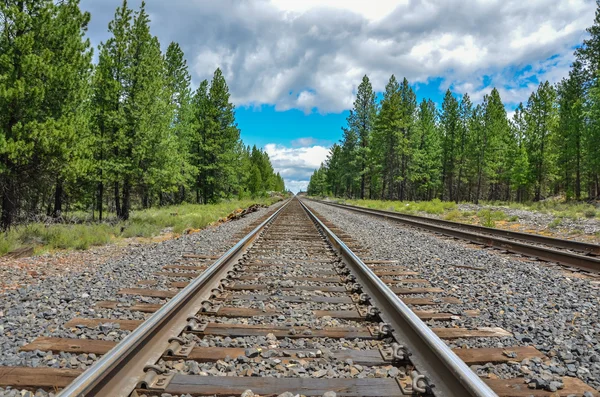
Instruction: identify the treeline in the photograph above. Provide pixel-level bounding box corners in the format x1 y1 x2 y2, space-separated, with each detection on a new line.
0 0 284 229
309 4 600 204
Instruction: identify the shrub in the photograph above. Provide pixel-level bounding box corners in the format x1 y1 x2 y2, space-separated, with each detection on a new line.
508 215 519 222
478 210 495 228
548 218 562 229
584 209 597 219
444 209 462 221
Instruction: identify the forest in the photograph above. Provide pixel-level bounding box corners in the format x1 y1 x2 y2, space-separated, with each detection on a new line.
0 0 285 230
308 5 600 204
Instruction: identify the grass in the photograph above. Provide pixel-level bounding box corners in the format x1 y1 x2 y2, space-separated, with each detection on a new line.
318 196 599 235
481 199 599 220
336 198 457 215
0 197 282 256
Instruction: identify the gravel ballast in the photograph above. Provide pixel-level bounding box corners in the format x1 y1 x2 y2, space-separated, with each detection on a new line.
307 200 600 392
0 202 282 397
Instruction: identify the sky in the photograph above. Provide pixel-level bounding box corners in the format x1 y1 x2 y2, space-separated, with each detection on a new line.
80 0 596 193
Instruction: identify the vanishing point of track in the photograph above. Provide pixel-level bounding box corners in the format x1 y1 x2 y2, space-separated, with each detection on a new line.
1 197 597 396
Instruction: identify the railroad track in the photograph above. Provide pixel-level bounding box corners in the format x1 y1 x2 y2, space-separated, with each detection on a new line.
0 197 597 396
309 199 600 274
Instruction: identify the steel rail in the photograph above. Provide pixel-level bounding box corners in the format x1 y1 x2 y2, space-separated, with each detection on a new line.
299 199 497 397
311 199 600 273
313 200 600 256
58 199 291 397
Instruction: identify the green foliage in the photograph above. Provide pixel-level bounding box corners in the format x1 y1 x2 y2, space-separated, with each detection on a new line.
0 198 281 255
310 2 600 205
478 210 496 228
0 0 285 231
444 209 463 221
548 218 562 229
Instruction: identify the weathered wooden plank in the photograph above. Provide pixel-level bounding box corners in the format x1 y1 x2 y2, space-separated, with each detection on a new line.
223 294 354 304
159 375 402 396
226 284 348 292
379 278 430 284
485 376 597 396
64 318 143 331
95 300 118 309
391 287 444 294
163 265 208 271
154 271 200 279
216 307 363 320
236 275 341 283
138 280 158 286
373 270 420 276
433 327 512 339
452 346 546 365
20 337 116 355
196 323 374 339
241 267 338 275
117 288 177 298
182 254 220 259
401 297 463 305
95 301 161 313
0 366 83 388
164 347 389 366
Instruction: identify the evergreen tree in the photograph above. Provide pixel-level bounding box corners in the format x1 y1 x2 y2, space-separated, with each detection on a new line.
556 61 585 200
346 75 377 199
411 99 442 199
164 42 194 203
0 0 92 228
372 75 402 200
397 78 417 200
524 81 558 201
440 90 460 201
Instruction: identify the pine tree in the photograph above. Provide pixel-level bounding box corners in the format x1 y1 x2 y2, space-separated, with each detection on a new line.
196 69 240 203
440 90 460 201
372 75 402 200
510 104 531 202
164 42 194 203
91 0 132 220
0 0 92 228
411 99 442 199
524 81 558 201
455 94 472 202
556 62 585 200
397 78 417 200
43 0 93 218
346 75 377 199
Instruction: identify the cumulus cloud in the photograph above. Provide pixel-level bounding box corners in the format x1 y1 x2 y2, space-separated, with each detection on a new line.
264 144 330 192
81 0 595 113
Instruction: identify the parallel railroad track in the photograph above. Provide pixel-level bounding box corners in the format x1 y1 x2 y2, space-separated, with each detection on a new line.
0 198 597 396
309 200 600 274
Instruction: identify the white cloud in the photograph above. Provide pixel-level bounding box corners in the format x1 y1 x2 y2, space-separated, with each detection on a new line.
264 143 330 193
270 0 405 21
82 0 596 112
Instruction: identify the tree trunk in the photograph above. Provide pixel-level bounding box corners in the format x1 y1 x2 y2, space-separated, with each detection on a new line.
576 138 581 200
97 181 104 222
1 177 16 230
121 178 131 221
52 179 63 218
114 182 121 218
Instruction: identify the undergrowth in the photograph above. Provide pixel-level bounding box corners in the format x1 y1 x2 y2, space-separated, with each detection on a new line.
0 197 281 256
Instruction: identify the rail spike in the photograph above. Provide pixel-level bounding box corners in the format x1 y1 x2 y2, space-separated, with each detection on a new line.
137 365 174 390
185 316 207 332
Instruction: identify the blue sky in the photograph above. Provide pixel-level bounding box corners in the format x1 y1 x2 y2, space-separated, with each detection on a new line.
80 0 595 192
